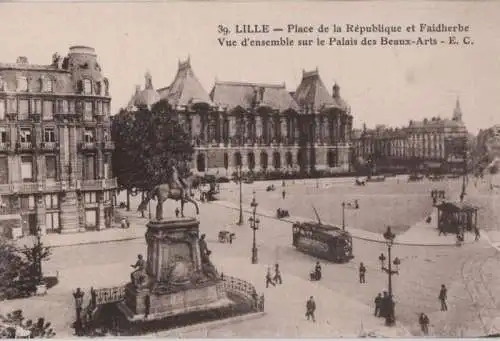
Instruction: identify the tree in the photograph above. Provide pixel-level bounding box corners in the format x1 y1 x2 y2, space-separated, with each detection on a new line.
0 238 28 300
20 234 51 286
112 100 194 193
0 309 55 338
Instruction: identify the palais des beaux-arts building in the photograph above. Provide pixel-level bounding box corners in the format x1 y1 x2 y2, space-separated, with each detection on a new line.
126 58 354 177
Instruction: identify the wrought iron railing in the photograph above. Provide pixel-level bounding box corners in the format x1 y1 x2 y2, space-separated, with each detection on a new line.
221 275 264 312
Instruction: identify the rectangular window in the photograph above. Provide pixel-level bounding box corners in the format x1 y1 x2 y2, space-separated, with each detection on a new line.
0 157 8 184
44 193 59 209
18 99 29 120
45 212 59 232
44 128 55 142
83 80 92 95
20 195 35 210
21 156 33 181
83 155 96 180
30 99 42 114
0 128 7 143
62 100 68 113
20 128 32 143
95 101 102 114
0 99 5 120
84 101 93 121
84 129 94 142
43 101 54 120
84 192 97 203
69 100 75 114
6 98 17 113
85 209 97 227
103 191 110 202
46 155 57 180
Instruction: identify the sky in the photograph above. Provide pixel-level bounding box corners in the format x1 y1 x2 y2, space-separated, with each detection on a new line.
1 1 499 134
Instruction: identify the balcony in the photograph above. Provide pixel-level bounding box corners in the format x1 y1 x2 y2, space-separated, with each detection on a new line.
77 178 117 191
102 141 115 151
40 141 59 152
0 143 11 153
79 141 97 151
16 142 34 152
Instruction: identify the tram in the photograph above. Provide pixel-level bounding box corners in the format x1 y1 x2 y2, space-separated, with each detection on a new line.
292 221 354 263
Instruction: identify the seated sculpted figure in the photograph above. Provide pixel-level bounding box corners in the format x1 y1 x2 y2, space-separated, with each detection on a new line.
199 234 218 279
130 254 147 287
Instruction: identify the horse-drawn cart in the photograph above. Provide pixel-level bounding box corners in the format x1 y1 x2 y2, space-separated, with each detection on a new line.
218 230 235 243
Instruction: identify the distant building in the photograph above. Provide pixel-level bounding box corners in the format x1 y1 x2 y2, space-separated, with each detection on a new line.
126 59 354 175
352 99 468 173
0 46 117 236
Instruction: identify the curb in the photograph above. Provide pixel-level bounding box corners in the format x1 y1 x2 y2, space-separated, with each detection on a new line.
156 311 266 337
16 233 144 250
210 201 471 248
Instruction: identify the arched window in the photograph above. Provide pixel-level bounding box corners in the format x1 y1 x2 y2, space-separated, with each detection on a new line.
197 154 205 172
247 152 255 170
273 152 281 169
82 79 92 95
260 152 268 170
286 152 293 167
234 152 242 167
224 153 229 170
95 82 102 96
327 150 336 167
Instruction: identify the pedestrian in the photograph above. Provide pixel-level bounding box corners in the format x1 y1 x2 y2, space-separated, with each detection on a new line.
266 267 276 288
229 233 234 244
419 312 430 335
474 227 480 241
273 263 282 284
374 293 382 317
305 296 316 322
380 291 389 318
359 262 366 284
439 284 448 311
175 207 180 218
282 190 286 199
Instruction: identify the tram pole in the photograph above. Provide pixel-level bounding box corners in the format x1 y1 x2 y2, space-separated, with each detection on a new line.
341 202 346 230
237 165 243 225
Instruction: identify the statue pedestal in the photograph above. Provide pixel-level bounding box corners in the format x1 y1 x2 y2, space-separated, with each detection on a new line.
119 217 234 322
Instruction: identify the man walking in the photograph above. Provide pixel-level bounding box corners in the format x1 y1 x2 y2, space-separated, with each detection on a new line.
359 262 366 283
374 293 382 317
474 226 481 241
175 207 180 218
305 296 316 322
439 284 448 311
419 313 430 335
273 263 282 284
266 267 276 288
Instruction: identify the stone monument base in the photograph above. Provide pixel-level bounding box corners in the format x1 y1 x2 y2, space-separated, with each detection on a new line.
118 281 234 322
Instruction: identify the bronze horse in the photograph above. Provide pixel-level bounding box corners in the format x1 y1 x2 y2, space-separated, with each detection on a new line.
137 175 200 220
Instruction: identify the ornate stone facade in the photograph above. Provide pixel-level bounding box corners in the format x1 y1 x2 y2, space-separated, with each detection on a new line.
0 46 117 235
127 59 354 175
352 99 468 172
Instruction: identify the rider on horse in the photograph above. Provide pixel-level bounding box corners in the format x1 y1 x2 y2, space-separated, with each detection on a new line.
171 165 188 200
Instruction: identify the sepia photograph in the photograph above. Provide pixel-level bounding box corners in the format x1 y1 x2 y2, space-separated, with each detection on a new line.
0 1 499 339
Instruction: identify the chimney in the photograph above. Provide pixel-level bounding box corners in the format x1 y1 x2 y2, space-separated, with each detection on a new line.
16 56 28 64
135 85 141 94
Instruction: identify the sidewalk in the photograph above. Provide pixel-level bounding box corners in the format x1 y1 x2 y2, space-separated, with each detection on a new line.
14 210 147 249
212 200 478 247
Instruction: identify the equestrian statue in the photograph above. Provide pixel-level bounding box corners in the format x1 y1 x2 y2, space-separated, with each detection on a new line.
137 165 200 220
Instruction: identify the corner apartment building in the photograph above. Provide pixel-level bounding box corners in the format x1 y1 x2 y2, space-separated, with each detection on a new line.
0 46 117 236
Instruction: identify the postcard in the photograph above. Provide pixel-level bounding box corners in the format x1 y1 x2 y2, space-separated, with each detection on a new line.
0 1 499 339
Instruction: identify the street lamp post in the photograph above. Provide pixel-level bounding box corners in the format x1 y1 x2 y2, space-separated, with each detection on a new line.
249 195 260 264
73 288 85 336
237 165 243 225
378 226 401 327
342 202 346 230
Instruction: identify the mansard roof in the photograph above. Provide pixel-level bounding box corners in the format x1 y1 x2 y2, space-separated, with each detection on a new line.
293 69 349 113
210 81 299 112
126 72 160 110
158 58 213 108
